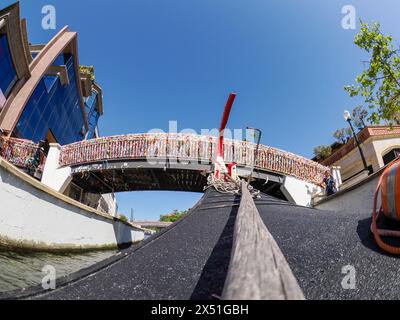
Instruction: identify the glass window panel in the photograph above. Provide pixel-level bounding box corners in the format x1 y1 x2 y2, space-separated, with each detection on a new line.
43 75 58 93
14 53 86 145
21 125 34 140
29 106 41 127
31 51 39 59
52 53 65 66
0 34 17 97
33 121 48 142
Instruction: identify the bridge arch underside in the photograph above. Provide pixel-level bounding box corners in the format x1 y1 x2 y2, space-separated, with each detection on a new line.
69 160 286 199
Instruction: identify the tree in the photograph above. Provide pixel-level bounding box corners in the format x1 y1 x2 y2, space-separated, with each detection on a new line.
333 128 347 144
333 127 354 144
160 209 189 223
345 127 354 140
313 145 332 161
344 21 400 124
352 105 369 129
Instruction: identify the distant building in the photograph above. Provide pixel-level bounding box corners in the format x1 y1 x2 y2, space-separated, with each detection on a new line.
0 2 115 214
317 125 400 183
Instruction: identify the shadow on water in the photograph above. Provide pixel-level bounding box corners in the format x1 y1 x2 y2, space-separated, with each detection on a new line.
190 195 240 300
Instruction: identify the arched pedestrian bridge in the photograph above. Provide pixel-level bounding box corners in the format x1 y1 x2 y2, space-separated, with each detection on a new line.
1 134 329 205
49 133 328 203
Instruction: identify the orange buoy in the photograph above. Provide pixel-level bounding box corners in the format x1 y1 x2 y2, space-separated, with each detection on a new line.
381 161 400 221
372 159 400 254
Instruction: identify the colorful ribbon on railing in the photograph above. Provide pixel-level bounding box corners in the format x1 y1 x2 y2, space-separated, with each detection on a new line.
0 137 40 169
58 133 327 184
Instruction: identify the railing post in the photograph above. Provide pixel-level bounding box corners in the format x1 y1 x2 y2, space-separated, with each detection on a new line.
331 166 342 191
41 143 72 193
280 175 323 207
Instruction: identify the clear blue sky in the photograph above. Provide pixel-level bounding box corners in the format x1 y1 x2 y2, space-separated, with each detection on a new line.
6 0 400 220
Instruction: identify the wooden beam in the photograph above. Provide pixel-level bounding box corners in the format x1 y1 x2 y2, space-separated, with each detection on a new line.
80 73 92 98
29 44 46 51
46 65 69 86
93 82 104 115
20 19 32 64
222 180 305 300
149 169 161 189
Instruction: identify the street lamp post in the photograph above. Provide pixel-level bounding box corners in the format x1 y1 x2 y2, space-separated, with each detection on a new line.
343 110 369 173
246 127 262 183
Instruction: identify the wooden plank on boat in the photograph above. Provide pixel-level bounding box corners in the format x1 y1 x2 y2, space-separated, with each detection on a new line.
222 181 305 300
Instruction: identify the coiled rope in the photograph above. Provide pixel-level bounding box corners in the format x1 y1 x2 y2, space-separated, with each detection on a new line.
204 174 261 199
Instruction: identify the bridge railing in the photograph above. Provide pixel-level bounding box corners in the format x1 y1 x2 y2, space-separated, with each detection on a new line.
0 137 41 170
59 133 329 185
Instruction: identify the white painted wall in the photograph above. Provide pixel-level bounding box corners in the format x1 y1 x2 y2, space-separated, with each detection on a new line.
100 193 118 217
315 172 380 214
328 136 400 182
280 176 322 207
0 159 144 251
331 166 342 190
331 139 380 181
372 137 400 167
41 143 71 193
41 144 119 216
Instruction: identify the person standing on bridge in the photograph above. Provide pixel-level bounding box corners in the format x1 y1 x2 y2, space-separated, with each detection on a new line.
321 170 337 196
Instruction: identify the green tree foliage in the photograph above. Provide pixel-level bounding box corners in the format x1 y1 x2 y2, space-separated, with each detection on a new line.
313 145 332 161
118 214 128 222
344 21 400 124
345 127 354 139
333 127 355 144
160 209 189 223
352 105 369 129
79 65 95 81
333 128 348 144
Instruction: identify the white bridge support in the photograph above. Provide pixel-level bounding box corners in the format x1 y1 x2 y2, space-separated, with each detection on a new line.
280 176 322 207
41 143 72 193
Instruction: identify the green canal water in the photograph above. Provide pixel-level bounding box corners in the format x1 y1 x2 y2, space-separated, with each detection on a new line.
0 247 117 293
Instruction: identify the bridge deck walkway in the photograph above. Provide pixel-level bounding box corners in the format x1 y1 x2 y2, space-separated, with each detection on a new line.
4 188 400 300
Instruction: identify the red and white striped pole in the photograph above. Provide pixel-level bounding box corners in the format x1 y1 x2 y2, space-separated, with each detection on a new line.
215 92 237 178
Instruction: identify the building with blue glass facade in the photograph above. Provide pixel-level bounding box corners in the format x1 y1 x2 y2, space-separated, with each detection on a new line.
13 53 87 145
0 2 114 214
0 33 18 103
0 2 103 146
84 81 103 140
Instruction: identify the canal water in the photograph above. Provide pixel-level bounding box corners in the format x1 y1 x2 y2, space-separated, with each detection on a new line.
0 247 117 293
